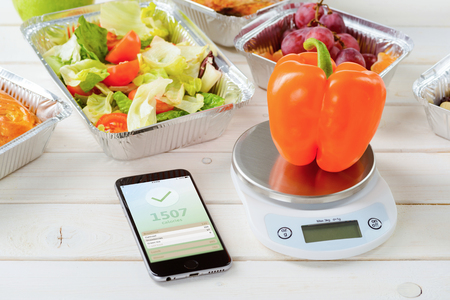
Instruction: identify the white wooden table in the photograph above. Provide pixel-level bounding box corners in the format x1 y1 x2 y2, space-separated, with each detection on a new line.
1 0 450 299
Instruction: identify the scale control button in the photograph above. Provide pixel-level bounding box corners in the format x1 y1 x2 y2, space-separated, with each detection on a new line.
368 218 382 230
277 227 292 239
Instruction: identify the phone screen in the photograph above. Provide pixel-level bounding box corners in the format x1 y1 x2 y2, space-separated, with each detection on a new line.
120 175 224 263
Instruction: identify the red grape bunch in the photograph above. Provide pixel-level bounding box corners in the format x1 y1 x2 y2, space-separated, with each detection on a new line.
280 0 377 70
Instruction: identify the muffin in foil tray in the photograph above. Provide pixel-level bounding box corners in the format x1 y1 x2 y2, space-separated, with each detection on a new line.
0 67 72 179
234 1 414 90
172 0 288 47
413 54 450 141
20 0 255 160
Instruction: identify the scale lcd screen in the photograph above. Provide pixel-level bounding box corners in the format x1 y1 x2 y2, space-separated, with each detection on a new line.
302 220 362 243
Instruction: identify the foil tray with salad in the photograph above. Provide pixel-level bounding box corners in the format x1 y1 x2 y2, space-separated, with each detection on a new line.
43 1 226 133
21 0 254 160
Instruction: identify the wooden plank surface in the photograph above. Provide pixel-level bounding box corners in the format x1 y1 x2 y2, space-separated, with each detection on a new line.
1 152 450 205
0 260 448 299
0 204 449 261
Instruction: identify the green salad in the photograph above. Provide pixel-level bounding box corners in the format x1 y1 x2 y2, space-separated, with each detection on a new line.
44 1 226 133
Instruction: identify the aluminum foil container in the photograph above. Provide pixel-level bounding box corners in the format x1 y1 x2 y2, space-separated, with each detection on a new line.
0 67 72 180
234 1 414 90
413 54 450 141
172 0 288 47
20 0 255 160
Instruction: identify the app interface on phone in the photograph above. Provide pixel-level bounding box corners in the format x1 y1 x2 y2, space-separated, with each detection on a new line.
121 176 224 263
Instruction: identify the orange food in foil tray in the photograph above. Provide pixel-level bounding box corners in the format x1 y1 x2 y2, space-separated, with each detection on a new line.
192 0 276 16
0 90 41 147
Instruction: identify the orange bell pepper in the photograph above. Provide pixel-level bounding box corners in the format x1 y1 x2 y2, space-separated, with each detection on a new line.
267 38 386 172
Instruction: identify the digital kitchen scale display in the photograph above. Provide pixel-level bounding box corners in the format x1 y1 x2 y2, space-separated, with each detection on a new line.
230 121 397 260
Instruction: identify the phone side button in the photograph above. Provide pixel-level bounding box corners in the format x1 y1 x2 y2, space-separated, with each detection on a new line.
184 260 199 270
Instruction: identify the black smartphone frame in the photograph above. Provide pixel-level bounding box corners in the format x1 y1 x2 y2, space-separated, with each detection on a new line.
115 169 232 281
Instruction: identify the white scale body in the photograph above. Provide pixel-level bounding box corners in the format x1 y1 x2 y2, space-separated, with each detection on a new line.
231 121 397 260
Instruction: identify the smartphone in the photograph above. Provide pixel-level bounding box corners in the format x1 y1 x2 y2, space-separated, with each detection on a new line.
115 169 232 281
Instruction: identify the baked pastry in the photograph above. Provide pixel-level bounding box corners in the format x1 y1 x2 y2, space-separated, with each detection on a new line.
0 90 41 147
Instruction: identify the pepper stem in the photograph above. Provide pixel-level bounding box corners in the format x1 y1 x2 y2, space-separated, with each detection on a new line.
303 38 333 78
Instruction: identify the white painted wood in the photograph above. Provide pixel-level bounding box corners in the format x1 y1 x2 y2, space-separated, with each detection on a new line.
1 152 450 205
329 0 450 28
0 204 449 261
0 0 22 25
0 152 241 204
0 260 448 299
0 26 40 62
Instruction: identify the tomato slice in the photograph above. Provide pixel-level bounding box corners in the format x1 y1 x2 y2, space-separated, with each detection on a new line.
102 60 140 87
105 30 141 64
128 89 137 100
156 99 174 114
66 85 92 96
106 32 120 51
96 113 128 133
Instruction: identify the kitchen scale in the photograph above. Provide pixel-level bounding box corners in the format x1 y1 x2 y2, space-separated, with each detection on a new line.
230 121 397 260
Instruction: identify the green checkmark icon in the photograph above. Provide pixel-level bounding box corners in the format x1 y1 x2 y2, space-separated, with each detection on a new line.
151 191 171 202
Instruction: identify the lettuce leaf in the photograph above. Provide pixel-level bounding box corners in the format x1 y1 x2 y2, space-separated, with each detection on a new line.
158 74 202 107
200 63 221 93
114 91 132 114
164 56 188 76
43 35 82 76
44 34 81 64
127 77 172 131
176 94 204 114
170 74 202 96
133 67 168 86
177 45 208 62
60 59 109 92
160 80 184 106
95 83 112 95
177 44 209 78
45 25 69 47
140 2 169 40
74 16 108 62
201 92 225 110
141 36 187 76
82 92 114 124
45 56 64 77
79 73 105 92
156 109 188 122
140 37 153 49
100 1 153 41
74 94 88 109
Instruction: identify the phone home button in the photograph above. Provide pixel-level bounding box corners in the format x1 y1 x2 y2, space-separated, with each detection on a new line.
184 260 199 270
